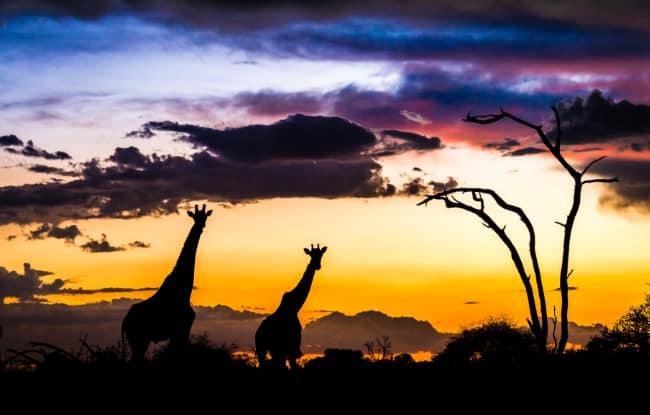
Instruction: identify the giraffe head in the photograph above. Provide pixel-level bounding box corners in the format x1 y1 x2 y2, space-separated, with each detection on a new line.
304 243 327 270
187 204 213 228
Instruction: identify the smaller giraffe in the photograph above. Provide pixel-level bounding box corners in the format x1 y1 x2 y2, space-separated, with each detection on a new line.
121 204 212 363
255 243 327 369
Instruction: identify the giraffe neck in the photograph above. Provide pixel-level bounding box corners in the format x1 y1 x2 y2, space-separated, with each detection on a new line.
279 260 318 314
155 222 204 303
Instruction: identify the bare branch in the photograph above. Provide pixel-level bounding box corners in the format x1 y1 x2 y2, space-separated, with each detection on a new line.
581 156 607 175
567 269 574 279
464 109 578 177
555 221 565 227
551 105 561 149
417 186 542 336
582 177 619 185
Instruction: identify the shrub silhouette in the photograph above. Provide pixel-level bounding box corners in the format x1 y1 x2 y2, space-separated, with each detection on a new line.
433 318 537 368
587 292 650 356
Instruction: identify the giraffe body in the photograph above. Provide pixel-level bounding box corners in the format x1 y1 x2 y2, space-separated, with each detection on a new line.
121 204 212 362
255 244 327 369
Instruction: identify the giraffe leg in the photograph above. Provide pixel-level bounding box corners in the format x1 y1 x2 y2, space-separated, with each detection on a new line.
168 308 195 358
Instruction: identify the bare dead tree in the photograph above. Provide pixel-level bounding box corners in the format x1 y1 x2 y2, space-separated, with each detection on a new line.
418 108 617 354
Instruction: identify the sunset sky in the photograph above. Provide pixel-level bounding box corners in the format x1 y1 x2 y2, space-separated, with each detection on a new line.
1 1 650 346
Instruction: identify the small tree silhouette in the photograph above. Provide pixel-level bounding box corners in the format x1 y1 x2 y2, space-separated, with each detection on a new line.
364 335 393 362
418 106 618 354
587 292 650 355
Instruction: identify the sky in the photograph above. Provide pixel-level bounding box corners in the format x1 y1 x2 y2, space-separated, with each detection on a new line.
1 1 650 352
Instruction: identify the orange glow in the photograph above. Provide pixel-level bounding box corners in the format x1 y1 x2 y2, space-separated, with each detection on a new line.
2 146 649 334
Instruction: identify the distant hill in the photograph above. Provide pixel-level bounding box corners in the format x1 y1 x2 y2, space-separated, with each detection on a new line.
0 300 604 357
303 310 452 355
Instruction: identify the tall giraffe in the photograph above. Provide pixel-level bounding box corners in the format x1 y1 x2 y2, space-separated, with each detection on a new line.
121 204 213 362
255 243 327 369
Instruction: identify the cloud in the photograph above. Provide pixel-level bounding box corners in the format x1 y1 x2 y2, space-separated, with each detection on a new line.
429 177 458 193
0 263 58 303
464 301 479 305
328 70 560 130
80 234 125 253
400 110 431 125
109 146 148 167
378 130 443 156
232 91 323 117
399 175 458 196
145 114 376 162
399 177 429 196
0 300 265 355
504 147 547 157
27 164 80 176
550 90 650 145
0 148 397 225
28 223 82 242
592 158 650 214
483 138 520 151
4 1 650 37
0 262 157 304
0 134 24 147
550 286 578 292
4 139 71 160
128 240 151 248
125 126 155 139
7 235 16 241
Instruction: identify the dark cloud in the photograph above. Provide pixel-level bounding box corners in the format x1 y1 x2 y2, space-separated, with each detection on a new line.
80 234 125 253
125 126 155 139
399 177 428 196
109 146 148 167
412 167 422 172
4 1 650 66
329 71 560 130
145 114 376 162
4 139 71 160
378 130 443 156
483 138 520 151
551 90 650 145
464 301 479 305
551 286 578 292
399 175 458 196
128 240 151 248
4 1 650 32
571 147 605 153
504 147 546 156
0 263 60 303
0 134 23 147
592 158 650 214
28 223 82 242
27 164 80 176
7 235 16 241
0 148 396 225
619 142 650 153
429 177 458 193
0 114 444 225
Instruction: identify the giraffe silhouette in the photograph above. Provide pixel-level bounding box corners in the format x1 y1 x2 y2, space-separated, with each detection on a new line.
255 243 327 369
121 204 213 363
